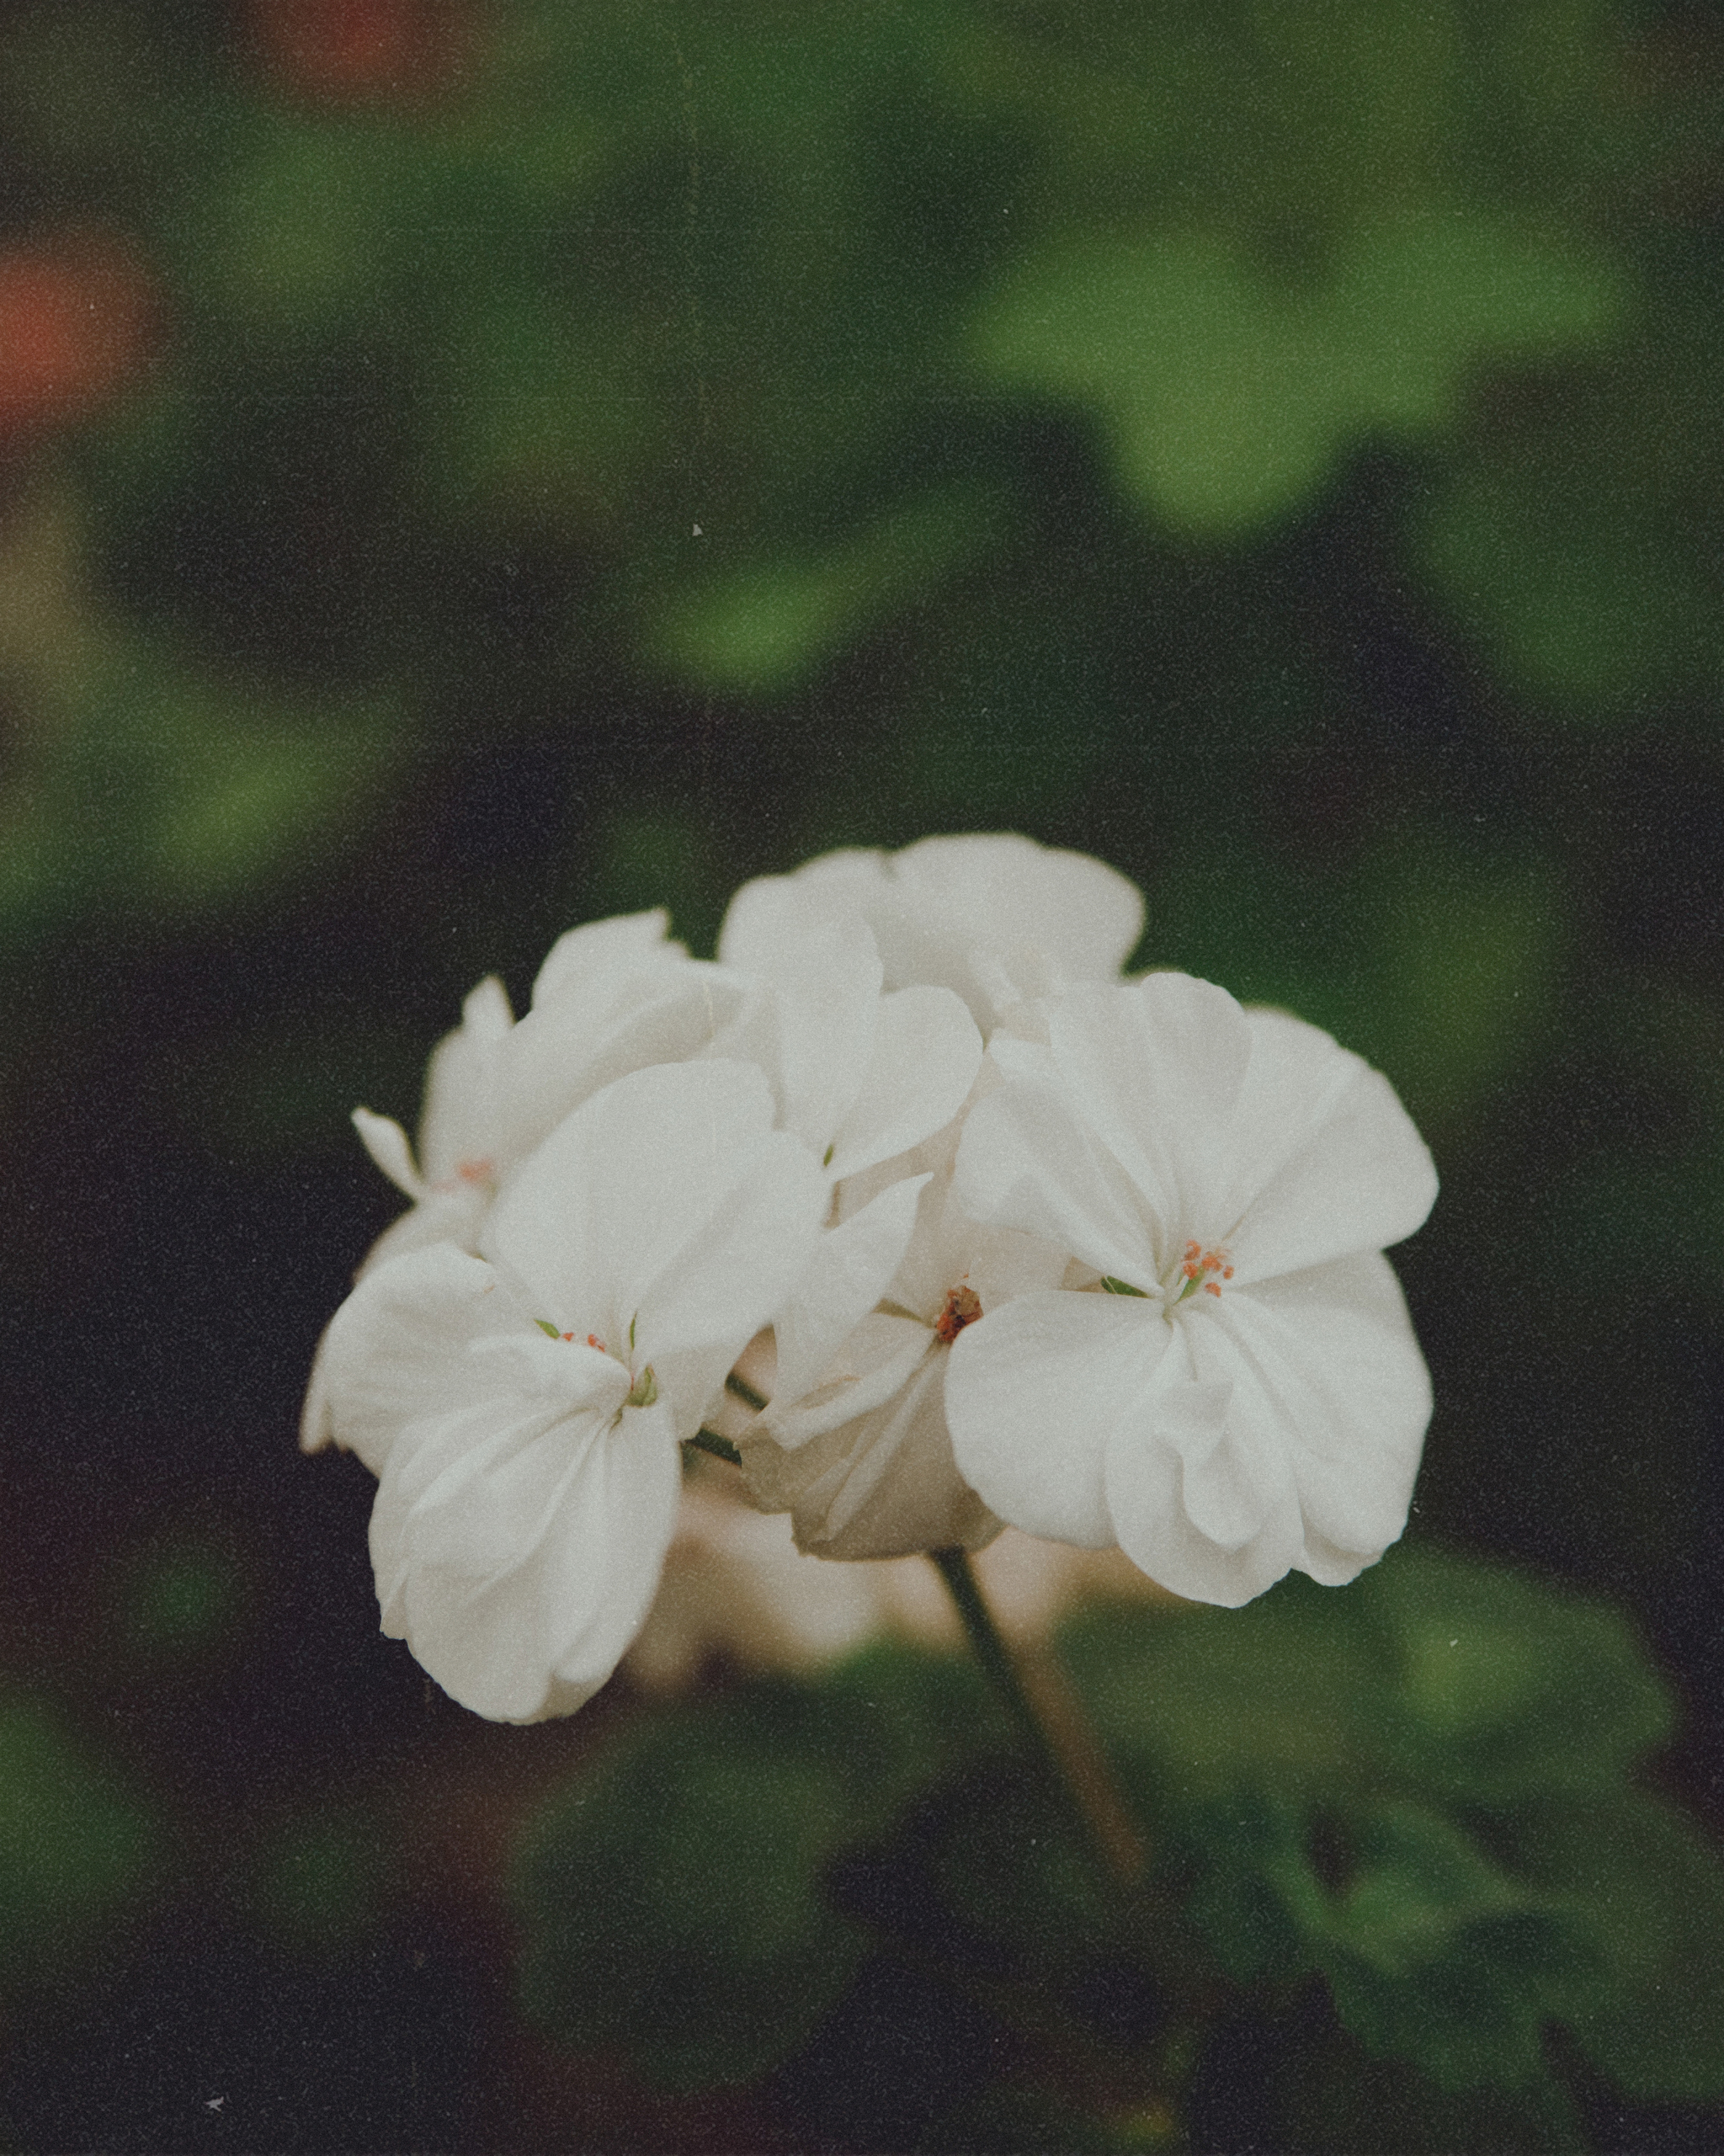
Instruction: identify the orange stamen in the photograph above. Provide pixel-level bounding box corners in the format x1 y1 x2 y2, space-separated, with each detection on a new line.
935 1283 982 1344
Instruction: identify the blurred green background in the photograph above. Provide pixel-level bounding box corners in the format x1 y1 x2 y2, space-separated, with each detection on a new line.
2 1 1722 2148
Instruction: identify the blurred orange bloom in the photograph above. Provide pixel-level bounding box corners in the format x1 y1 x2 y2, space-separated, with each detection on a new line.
248 0 457 101
0 242 151 439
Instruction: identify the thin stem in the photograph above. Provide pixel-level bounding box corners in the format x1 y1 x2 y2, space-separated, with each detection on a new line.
723 1371 768 1413
929 1546 1145 1887
687 1428 742 1466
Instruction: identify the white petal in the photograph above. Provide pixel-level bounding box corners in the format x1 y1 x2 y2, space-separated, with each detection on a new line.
1101 1361 1305 1607
503 960 745 1167
886 1159 1068 1328
885 833 1145 998
954 1062 1152 1288
945 1291 1164 1547
761 1312 934 1449
744 1345 995 1559
1216 1250 1431 1565
372 1394 681 1722
317 1243 530 1477
418 976 513 1188
460 974 514 1035
825 987 982 1182
1223 1009 1439 1280
745 909 884 1156
721 837 1144 1030
353 1185 488 1279
719 863 881 972
352 1109 424 1201
770 1174 930 1408
530 908 686 1008
300 1319 337 1454
1099 1251 1429 1605
1299 1529 1382 1588
1047 976 1251 1254
482 1059 827 1436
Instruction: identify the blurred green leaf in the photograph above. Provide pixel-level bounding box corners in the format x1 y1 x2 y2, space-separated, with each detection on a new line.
1190 1793 1581 2088
109 1535 246 1668
1418 277 1724 716
1151 833 1565 1126
579 807 729 958
248 1805 402 1957
1057 1549 1718 2094
1064 1548 1672 1818
511 1645 988 2091
925 1759 1116 1988
924 2079 1178 2153
1276 2019 1587 2153
973 215 1624 539
194 115 407 337
0 652 402 932
0 496 405 939
0 1693 157 1984
647 488 1001 697
428 294 661 527
1511 1794 1724 2100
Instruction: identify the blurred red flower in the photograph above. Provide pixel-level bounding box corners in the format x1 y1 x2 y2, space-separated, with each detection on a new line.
248 0 456 101
0 242 152 439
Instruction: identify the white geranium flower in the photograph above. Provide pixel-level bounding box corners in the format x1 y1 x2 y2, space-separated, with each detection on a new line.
313 1060 827 1722
709 905 983 1418
738 1150 1069 1559
945 975 1438 1605
720 833 1145 1032
350 911 741 1269
350 972 515 1264
502 909 745 1165
302 911 744 1451
715 908 981 1185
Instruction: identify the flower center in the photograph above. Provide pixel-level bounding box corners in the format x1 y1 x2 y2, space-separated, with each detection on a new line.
1171 1240 1232 1304
532 1318 657 1408
934 1282 982 1344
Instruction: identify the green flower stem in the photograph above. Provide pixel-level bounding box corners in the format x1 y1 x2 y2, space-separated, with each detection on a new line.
687 1428 742 1466
929 1546 1144 1887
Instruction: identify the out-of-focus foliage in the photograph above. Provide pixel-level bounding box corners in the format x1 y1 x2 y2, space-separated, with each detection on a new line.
246 1802 403 1956
1065 1551 1719 2101
104 1531 247 1670
512 1546 1724 2143
0 1695 157 1985
0 491 402 945
0 1 1716 837
513 1648 989 2092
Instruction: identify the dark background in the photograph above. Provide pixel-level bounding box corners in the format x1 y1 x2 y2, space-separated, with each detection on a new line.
0 2 1721 2147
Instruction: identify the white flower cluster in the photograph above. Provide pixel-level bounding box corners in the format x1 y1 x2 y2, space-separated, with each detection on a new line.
305 835 1437 1722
